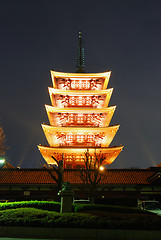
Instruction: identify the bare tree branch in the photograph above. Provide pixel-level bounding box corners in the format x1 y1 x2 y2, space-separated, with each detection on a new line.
0 125 8 156
79 149 106 203
43 155 64 191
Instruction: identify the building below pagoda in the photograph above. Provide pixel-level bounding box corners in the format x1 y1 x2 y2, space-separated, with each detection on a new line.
0 167 161 206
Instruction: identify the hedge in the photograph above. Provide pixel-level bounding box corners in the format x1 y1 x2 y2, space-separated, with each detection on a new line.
0 201 60 212
73 203 150 214
0 207 160 230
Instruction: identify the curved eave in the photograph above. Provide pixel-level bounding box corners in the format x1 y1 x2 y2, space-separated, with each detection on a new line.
45 105 116 114
42 124 120 133
42 124 119 148
48 87 113 96
51 70 111 89
103 74 111 90
45 105 116 127
49 88 113 108
38 145 123 165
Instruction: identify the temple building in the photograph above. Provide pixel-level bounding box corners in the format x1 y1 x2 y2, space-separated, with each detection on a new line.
38 32 123 169
1 33 160 205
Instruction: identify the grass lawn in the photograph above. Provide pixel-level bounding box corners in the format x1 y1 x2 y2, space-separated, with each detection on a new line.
0 202 161 230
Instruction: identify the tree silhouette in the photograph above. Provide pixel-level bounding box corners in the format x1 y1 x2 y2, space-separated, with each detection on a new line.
0 124 7 156
80 149 106 203
44 155 64 191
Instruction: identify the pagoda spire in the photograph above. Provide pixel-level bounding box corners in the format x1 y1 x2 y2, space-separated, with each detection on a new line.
76 31 85 73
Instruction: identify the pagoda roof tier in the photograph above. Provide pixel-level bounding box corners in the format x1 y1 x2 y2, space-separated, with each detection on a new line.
42 124 120 148
38 145 123 166
49 88 113 108
45 105 116 127
51 70 111 90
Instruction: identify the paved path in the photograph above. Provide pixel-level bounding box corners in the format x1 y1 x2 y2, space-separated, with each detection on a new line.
0 227 161 240
0 239 63 240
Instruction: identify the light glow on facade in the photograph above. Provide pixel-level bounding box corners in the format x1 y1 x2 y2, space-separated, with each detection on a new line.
45 105 116 127
49 88 113 108
38 71 123 169
50 70 111 90
42 124 119 147
99 166 105 171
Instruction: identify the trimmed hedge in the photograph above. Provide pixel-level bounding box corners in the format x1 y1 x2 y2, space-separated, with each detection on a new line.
0 201 60 212
0 201 151 215
73 203 150 215
0 207 160 230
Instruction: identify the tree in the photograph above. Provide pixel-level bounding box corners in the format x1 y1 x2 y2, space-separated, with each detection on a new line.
44 155 64 191
80 149 106 203
0 124 7 156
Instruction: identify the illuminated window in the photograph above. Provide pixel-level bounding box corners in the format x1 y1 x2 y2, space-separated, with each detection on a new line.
66 155 72 161
71 80 76 89
87 134 94 142
68 114 74 123
85 96 92 106
75 155 84 162
71 80 90 90
66 134 74 142
86 114 92 123
82 80 90 89
67 96 93 107
76 134 85 143
69 96 76 106
76 114 84 124
78 81 82 89
77 96 84 106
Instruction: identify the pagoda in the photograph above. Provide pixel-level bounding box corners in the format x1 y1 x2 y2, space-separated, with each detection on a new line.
38 32 123 169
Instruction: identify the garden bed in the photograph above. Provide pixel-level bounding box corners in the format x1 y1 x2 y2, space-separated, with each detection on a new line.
0 202 160 230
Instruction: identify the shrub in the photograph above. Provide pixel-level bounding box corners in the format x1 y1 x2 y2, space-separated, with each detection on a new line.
0 201 60 212
0 207 160 230
73 203 148 214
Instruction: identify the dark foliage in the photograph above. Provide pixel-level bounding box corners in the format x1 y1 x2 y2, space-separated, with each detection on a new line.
0 207 161 230
73 203 151 214
0 201 60 212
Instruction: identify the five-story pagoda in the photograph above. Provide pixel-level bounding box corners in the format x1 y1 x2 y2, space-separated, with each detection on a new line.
38 32 123 169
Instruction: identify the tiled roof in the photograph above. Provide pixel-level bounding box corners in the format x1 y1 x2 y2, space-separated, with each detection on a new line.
64 169 155 185
0 169 155 186
0 169 56 185
100 169 154 185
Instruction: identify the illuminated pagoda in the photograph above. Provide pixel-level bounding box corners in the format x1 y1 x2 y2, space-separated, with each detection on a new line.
38 32 123 169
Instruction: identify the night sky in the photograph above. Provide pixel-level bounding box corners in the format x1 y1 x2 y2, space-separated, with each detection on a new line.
0 0 161 168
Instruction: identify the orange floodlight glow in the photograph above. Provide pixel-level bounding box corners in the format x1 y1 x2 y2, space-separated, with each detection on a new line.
99 166 105 171
38 70 123 168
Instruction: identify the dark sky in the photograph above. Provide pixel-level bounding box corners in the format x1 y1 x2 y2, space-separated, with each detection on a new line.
0 0 161 168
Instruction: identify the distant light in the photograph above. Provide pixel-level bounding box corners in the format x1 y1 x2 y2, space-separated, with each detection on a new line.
0 159 5 164
99 166 104 171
